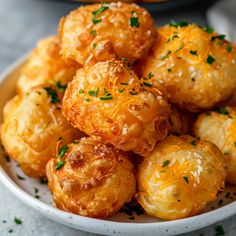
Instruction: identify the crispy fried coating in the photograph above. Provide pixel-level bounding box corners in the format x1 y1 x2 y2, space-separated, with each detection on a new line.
137 135 226 220
62 60 170 156
1 85 81 177
138 24 236 112
58 3 156 66
46 137 136 218
194 107 236 185
17 36 79 94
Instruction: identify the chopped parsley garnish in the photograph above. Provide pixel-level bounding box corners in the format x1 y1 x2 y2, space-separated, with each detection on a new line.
56 161 65 170
90 30 96 36
92 43 97 49
204 26 214 34
143 82 152 88
169 20 189 28
17 175 25 180
167 34 179 42
148 72 154 79
58 145 68 158
8 229 13 233
211 34 226 42
214 225 225 236
100 96 113 100
175 44 184 53
226 44 232 52
224 151 230 155
85 98 90 102
162 160 170 168
167 68 172 72
130 16 140 28
215 107 229 115
206 55 215 64
234 142 236 147
55 81 68 92
39 177 48 184
14 217 22 225
5 155 10 162
191 140 197 146
88 88 99 97
34 188 39 194
79 89 84 94
43 87 59 103
121 82 129 85
189 50 198 56
92 5 109 25
160 50 171 60
183 176 189 183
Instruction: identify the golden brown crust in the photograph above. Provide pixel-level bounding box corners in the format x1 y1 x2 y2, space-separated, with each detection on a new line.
17 36 79 94
59 3 156 66
1 85 81 177
46 137 136 218
194 106 236 185
137 135 226 220
62 60 170 156
137 24 236 112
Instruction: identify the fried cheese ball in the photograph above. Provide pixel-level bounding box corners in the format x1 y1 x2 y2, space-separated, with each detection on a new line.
138 23 236 112
46 137 136 218
137 135 226 220
59 2 156 66
194 107 236 185
17 36 79 94
1 85 80 177
62 60 170 157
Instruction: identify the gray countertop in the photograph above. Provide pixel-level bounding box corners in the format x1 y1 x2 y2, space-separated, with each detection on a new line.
0 0 236 235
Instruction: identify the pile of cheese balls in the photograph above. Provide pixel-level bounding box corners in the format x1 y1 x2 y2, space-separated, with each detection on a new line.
1 2 236 220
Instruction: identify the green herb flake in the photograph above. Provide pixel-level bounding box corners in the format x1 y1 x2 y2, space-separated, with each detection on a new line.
206 55 215 64
211 35 226 42
191 140 197 146
79 89 84 94
167 34 179 42
169 20 189 28
183 176 189 184
56 161 65 170
167 68 172 73
224 152 230 155
8 229 13 233
234 142 236 147
162 160 170 168
43 87 59 104
130 17 140 28
92 43 97 49
203 26 214 34
92 5 109 25
189 50 198 56
226 45 232 53
214 225 225 236
121 82 129 85
55 81 68 92
100 96 113 100
215 107 229 115
14 217 22 225
58 145 68 158
160 50 172 60
85 98 90 102
148 72 154 79
143 82 152 88
90 30 96 36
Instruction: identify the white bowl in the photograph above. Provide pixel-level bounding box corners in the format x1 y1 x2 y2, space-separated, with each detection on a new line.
0 56 236 236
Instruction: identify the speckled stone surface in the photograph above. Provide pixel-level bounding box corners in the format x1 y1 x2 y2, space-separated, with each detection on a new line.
1 0 236 235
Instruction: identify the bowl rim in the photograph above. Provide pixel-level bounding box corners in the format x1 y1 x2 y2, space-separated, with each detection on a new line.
0 56 236 235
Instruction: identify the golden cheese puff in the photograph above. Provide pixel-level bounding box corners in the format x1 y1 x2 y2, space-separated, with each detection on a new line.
46 136 136 218
17 36 79 94
194 106 236 185
62 60 170 157
58 3 156 66
138 23 236 112
137 135 226 220
1 85 81 177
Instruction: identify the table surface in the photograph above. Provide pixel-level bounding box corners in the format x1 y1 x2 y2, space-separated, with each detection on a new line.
1 0 236 235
